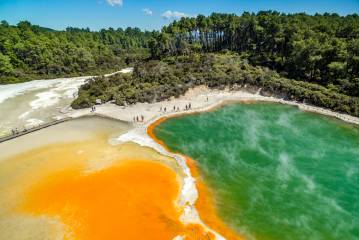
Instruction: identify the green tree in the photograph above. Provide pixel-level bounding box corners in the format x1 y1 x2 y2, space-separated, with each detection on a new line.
0 53 13 74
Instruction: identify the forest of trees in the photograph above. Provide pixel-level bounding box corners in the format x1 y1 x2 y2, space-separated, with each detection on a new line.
72 53 359 117
0 20 153 83
149 12 359 97
1 12 359 116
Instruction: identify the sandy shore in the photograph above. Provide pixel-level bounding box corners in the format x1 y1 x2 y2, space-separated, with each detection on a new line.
64 85 359 126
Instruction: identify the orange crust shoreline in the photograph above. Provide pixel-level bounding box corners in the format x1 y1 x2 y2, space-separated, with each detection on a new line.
148 116 244 240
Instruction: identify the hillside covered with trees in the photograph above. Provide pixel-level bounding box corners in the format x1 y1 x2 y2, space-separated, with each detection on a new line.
0 20 153 83
1 11 359 116
150 11 359 97
72 53 359 117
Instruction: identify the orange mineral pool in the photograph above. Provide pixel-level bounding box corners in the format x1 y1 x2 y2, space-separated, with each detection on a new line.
23 160 184 240
0 117 219 240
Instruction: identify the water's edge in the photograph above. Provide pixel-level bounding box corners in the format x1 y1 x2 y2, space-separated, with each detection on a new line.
2 97 358 240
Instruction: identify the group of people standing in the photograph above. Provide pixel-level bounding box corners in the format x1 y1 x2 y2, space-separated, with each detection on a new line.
185 103 192 110
160 103 192 113
11 128 20 135
10 126 29 136
133 115 144 123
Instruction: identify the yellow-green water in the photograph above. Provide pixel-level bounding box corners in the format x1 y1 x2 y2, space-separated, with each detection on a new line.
154 103 359 240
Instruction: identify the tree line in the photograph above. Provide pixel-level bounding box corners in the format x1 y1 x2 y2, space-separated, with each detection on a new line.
1 12 359 96
72 53 359 117
1 12 359 116
149 11 359 97
0 20 154 83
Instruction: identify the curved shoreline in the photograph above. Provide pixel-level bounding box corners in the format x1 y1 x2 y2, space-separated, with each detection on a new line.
115 121 226 239
2 86 359 240
147 116 244 240
110 89 359 240
3 85 357 142
65 86 359 127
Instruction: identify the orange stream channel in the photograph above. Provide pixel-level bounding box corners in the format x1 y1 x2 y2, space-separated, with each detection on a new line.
148 117 244 240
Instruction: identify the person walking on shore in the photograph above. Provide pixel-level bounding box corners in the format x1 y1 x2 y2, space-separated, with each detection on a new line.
141 115 144 122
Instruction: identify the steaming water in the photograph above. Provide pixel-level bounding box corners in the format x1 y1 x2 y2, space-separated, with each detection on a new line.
154 103 359 240
0 77 88 136
0 68 133 137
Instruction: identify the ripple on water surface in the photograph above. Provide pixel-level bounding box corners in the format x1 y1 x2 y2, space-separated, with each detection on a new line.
154 102 359 240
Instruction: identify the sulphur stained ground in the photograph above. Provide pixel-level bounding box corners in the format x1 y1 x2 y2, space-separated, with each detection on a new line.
0 116 218 240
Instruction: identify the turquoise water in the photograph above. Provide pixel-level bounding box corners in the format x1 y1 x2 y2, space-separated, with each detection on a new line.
154 103 359 240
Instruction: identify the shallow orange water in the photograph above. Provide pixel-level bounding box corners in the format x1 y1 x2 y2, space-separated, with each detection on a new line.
23 160 183 240
14 141 216 240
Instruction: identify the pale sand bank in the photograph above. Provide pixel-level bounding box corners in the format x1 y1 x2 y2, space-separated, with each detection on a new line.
65 85 359 126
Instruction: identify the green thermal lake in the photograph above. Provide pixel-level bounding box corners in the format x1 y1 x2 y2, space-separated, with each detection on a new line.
154 103 359 240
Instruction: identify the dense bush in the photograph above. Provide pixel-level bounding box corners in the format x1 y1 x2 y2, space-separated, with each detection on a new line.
72 53 359 117
150 12 359 97
0 21 154 84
